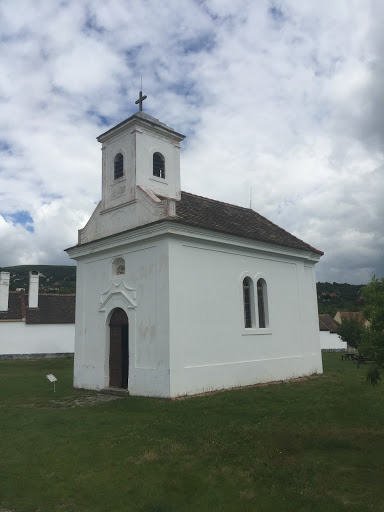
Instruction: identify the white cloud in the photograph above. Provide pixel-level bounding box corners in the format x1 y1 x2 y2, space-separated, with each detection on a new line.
0 0 383 284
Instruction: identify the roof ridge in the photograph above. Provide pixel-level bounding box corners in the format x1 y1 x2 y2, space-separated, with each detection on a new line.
181 191 252 213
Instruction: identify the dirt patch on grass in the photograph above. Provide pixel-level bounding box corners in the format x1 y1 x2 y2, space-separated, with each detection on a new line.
49 393 123 408
19 393 123 409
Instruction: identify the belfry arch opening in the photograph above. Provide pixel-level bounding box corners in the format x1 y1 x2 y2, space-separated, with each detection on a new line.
109 308 129 389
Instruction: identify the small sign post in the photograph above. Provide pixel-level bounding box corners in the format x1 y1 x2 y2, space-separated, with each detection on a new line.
46 374 57 392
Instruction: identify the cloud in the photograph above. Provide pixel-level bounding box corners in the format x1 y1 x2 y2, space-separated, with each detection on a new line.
0 0 383 284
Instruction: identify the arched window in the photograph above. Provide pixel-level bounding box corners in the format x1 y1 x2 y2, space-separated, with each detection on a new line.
112 257 125 276
243 277 255 328
114 153 124 180
153 152 165 179
257 278 269 328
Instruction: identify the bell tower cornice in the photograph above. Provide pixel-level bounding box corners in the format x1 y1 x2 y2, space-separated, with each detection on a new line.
97 112 185 146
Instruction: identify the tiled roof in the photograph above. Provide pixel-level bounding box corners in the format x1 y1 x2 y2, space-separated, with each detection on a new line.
0 292 75 324
26 294 76 324
339 311 364 323
0 291 24 321
170 192 323 255
319 314 339 333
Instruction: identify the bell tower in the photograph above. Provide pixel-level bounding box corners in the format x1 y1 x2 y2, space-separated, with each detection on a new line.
97 92 185 213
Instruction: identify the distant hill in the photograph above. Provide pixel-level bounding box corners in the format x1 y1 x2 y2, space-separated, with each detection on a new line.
0 266 366 311
0 265 76 294
316 282 364 316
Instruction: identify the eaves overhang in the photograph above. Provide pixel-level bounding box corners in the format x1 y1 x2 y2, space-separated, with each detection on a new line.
97 112 185 144
65 220 322 264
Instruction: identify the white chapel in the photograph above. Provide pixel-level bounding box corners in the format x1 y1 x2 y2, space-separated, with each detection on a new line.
66 94 323 397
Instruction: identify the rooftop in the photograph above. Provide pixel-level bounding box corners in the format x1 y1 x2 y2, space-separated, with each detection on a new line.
0 291 75 324
170 192 323 255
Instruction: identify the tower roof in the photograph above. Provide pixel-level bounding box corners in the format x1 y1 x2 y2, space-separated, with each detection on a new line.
97 111 185 143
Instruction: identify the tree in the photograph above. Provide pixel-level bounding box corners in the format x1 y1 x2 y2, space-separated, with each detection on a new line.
359 277 384 385
337 316 365 350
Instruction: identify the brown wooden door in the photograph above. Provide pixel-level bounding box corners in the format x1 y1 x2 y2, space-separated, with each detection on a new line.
109 308 129 389
109 325 122 387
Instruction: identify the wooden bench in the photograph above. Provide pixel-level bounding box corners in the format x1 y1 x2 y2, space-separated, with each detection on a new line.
341 353 355 361
356 355 373 368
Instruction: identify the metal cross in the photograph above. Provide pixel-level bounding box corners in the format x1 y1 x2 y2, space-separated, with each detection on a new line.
135 90 147 111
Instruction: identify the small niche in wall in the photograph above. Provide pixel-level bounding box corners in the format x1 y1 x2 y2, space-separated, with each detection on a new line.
112 257 125 276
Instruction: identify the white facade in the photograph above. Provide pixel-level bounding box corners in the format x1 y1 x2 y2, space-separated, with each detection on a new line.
0 271 75 357
67 110 323 398
0 322 74 356
319 331 347 351
68 221 322 397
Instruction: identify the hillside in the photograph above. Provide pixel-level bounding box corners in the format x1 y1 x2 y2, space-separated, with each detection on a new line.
316 282 364 316
0 265 76 294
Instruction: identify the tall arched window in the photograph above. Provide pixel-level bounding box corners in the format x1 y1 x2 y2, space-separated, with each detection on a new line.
114 153 124 180
153 152 165 179
257 278 269 328
243 277 255 328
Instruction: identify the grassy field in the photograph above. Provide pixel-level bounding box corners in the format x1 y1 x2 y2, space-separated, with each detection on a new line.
0 354 383 512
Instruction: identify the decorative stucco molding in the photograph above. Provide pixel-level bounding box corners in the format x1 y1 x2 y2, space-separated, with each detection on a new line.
99 280 137 312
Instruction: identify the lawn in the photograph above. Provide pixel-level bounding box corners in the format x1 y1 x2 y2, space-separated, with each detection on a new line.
0 354 383 512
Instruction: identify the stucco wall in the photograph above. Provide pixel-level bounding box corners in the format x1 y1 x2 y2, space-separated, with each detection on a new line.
168 237 322 396
0 322 74 355
135 129 181 200
71 226 322 398
73 238 171 396
320 331 347 351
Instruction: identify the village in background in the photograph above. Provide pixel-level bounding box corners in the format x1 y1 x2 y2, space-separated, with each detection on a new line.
0 264 365 316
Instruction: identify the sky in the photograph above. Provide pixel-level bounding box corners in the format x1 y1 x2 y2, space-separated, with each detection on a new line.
0 0 383 284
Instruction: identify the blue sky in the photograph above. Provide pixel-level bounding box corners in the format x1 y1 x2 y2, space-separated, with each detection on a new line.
0 0 383 284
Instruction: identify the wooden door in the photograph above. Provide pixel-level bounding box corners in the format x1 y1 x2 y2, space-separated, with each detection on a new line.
109 308 129 389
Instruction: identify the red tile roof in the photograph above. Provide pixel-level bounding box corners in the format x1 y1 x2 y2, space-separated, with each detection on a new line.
339 312 364 323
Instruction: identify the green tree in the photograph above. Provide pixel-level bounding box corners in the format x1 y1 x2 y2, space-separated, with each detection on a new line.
337 316 365 350
359 276 384 385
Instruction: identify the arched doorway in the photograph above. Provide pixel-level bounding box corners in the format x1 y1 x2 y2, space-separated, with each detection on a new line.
109 308 129 389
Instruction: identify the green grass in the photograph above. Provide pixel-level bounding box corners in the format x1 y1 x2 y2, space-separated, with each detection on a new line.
0 354 383 512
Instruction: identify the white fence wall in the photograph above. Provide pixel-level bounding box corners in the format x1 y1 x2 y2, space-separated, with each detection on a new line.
320 331 347 351
0 322 74 355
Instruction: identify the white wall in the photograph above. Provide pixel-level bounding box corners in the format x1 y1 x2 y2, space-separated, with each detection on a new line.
0 322 74 355
79 188 172 244
320 331 347 351
135 128 181 200
73 238 171 396
70 225 323 398
168 237 323 397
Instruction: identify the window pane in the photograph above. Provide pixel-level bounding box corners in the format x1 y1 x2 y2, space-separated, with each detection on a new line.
114 153 124 180
257 280 266 328
153 152 165 179
243 278 252 328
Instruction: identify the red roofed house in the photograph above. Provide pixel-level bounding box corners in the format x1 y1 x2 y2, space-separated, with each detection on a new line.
334 311 370 327
66 108 324 397
0 271 75 357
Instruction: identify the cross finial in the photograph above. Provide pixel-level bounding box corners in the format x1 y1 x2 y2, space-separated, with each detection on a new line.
135 90 147 112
